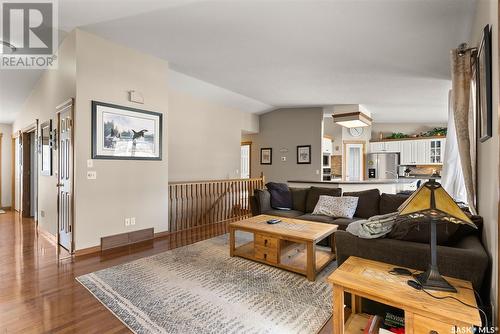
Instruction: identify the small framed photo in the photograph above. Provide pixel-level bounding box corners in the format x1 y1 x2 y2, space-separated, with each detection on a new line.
92 101 163 160
477 25 492 142
297 145 311 164
260 148 272 165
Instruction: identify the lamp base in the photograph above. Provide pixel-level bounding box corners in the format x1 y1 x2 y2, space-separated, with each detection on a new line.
415 265 457 293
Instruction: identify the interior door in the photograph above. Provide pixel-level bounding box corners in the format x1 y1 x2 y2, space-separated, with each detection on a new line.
240 143 251 179
345 143 364 181
57 101 74 252
21 133 31 217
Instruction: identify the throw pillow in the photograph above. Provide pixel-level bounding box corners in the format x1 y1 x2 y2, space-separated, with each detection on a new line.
305 186 342 213
289 187 308 212
343 188 380 219
312 195 359 219
265 182 292 210
388 219 460 245
379 193 410 215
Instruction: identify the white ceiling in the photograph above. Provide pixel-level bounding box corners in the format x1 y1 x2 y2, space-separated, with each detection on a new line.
0 0 476 124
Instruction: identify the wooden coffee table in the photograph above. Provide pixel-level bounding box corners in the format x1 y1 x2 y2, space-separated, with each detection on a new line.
229 214 338 281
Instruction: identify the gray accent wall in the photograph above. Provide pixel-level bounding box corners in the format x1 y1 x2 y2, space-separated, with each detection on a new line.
244 107 323 183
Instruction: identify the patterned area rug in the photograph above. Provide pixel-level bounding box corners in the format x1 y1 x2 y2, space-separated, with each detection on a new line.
77 233 335 334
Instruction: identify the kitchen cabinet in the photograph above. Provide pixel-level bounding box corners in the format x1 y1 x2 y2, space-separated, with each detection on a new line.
370 137 445 165
400 140 429 165
369 141 400 153
322 137 333 154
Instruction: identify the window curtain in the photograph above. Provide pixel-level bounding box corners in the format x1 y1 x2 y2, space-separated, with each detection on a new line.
449 49 477 214
441 90 467 203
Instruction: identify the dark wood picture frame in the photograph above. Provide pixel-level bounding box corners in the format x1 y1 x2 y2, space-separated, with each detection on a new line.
91 101 163 160
260 148 272 165
477 25 492 143
297 145 311 164
40 119 52 176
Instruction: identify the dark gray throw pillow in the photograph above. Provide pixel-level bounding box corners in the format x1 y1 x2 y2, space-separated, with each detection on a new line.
266 182 292 210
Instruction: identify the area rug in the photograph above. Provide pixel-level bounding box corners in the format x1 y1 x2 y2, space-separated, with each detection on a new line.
77 233 335 334
0 210 5 214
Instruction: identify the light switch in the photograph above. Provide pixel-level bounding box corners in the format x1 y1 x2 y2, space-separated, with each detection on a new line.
87 159 93 168
281 156 286 161
87 171 97 179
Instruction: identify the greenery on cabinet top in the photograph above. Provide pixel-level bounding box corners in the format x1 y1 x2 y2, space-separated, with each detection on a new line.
382 127 447 140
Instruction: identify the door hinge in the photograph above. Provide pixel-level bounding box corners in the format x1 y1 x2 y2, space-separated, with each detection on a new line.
69 225 72 232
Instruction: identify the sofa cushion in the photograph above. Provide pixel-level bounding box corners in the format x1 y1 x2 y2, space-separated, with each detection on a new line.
264 209 304 218
290 187 308 212
312 195 359 218
379 193 410 215
297 214 336 224
343 189 381 219
266 182 292 209
333 217 362 230
447 215 483 245
305 187 342 213
388 218 460 245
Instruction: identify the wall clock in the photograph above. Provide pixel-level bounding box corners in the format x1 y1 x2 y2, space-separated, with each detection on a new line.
349 127 364 137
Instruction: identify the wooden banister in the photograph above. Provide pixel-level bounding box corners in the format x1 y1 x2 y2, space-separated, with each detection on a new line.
168 177 265 239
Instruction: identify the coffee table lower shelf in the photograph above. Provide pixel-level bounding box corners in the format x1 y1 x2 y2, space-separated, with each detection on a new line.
233 241 335 280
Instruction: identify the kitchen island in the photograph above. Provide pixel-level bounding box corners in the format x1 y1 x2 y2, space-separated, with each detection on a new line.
288 178 422 194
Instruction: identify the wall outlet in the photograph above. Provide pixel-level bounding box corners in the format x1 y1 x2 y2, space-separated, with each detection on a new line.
125 218 131 226
87 171 97 179
87 159 93 168
315 170 320 175
130 217 136 225
40 210 45 218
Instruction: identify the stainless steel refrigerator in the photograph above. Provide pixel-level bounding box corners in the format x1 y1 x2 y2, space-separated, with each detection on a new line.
366 153 399 179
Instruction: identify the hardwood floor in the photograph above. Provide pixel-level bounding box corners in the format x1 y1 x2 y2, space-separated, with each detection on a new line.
0 211 333 333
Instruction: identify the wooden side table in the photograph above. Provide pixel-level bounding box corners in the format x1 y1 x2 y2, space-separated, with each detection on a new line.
327 257 482 333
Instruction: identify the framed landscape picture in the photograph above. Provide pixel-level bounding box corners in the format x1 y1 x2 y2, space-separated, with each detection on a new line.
297 145 311 164
477 25 492 142
92 101 163 160
260 148 272 165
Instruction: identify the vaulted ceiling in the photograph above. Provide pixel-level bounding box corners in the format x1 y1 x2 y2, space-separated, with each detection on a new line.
0 0 476 123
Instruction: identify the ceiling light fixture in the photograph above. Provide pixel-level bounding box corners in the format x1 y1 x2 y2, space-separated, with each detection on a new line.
0 40 17 52
333 111 372 128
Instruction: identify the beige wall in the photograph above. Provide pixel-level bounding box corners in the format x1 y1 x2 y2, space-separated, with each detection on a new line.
370 123 447 140
168 88 250 182
73 30 170 250
0 123 12 208
473 0 499 320
244 107 323 183
12 31 77 236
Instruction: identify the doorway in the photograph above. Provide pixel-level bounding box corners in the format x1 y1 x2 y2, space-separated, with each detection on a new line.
343 141 366 181
57 99 74 252
241 142 251 179
21 123 38 219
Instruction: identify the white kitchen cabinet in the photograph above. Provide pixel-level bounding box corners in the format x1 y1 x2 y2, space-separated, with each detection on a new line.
385 141 401 152
429 139 446 164
369 141 401 153
400 141 414 164
322 137 333 154
370 138 446 165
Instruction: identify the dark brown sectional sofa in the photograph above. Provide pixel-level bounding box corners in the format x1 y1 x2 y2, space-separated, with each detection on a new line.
249 186 489 293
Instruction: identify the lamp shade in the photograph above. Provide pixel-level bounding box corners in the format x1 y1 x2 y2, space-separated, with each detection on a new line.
398 179 475 227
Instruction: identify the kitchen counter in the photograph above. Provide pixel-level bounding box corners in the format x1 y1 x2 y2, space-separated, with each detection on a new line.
288 179 417 185
287 178 422 194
